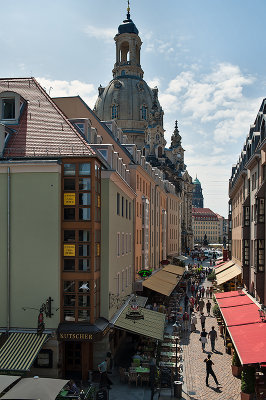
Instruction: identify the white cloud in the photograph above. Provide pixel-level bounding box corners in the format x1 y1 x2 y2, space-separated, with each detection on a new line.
83 25 116 42
161 63 260 144
36 77 98 108
147 77 161 88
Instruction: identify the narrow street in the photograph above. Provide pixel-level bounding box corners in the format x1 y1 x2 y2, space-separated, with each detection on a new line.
108 258 242 400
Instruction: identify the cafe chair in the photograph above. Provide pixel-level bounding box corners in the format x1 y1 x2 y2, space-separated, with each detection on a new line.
128 372 139 386
140 373 150 386
119 367 129 383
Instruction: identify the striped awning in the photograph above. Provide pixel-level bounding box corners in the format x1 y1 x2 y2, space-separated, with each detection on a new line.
0 333 48 371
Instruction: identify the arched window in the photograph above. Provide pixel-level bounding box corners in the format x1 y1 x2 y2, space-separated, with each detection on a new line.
111 105 118 119
121 70 126 76
141 105 147 120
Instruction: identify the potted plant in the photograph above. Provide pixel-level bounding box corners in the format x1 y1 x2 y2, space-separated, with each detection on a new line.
241 366 255 400
232 350 242 377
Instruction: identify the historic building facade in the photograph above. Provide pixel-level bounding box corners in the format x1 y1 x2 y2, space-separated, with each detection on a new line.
94 10 193 252
192 208 219 245
229 98 266 304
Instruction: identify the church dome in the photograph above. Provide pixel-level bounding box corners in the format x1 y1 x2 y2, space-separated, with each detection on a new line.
94 76 162 134
118 18 139 35
193 177 201 185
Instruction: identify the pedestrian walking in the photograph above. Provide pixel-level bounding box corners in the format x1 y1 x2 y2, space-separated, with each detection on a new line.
201 286 205 298
200 328 208 351
209 286 213 298
204 354 220 388
98 358 113 389
184 294 189 311
190 313 197 332
208 326 217 352
199 298 205 314
206 287 210 298
206 300 211 316
200 313 206 330
183 311 189 331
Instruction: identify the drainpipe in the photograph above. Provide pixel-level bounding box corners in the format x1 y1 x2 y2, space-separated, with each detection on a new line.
7 167 10 333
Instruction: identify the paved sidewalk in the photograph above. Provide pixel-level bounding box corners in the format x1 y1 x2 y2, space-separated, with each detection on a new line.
181 281 242 400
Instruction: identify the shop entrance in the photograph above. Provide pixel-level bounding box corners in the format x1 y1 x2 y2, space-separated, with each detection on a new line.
64 341 82 380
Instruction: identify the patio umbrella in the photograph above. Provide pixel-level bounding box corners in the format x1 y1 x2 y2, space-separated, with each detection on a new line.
1 377 69 400
0 375 21 394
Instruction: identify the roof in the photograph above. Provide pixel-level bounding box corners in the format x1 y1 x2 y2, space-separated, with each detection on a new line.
0 78 95 159
193 177 201 184
118 15 139 35
192 207 218 218
114 307 165 341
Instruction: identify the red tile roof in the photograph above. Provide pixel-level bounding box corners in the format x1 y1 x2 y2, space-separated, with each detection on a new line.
192 207 218 217
0 78 95 158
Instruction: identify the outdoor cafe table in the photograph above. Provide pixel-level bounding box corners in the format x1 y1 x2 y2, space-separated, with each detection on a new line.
162 342 182 350
161 351 181 357
130 367 150 374
159 361 182 368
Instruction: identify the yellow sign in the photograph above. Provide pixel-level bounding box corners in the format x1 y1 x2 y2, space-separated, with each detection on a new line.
64 193 75 205
64 244 75 257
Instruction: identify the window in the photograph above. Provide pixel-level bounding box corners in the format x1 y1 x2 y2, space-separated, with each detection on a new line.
258 240 265 272
126 200 128 218
79 163 91 175
141 105 147 120
79 178 91 191
116 273 120 295
2 98 15 119
112 105 118 119
129 233 131 253
122 270 125 292
117 233 120 256
258 198 265 223
117 193 120 215
64 164 76 176
122 197 124 217
34 349 53 368
75 123 85 133
126 233 128 254
129 202 131 220
122 233 124 255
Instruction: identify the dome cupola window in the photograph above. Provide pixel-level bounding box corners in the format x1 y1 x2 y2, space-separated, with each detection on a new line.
141 105 147 120
111 104 119 119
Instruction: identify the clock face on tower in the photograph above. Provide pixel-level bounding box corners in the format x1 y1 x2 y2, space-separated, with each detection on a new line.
177 153 181 158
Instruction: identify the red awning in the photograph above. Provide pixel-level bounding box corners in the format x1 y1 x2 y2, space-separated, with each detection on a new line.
217 295 253 308
215 290 243 299
221 303 261 327
228 323 266 365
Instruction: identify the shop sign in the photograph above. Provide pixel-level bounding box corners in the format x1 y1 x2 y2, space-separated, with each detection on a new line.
64 244 75 257
58 333 93 341
64 193 75 205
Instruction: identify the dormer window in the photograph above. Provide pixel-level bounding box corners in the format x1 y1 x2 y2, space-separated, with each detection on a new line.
3 98 15 119
0 91 25 124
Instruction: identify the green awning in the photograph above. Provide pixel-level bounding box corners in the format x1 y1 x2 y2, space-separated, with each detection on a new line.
114 307 166 341
0 333 48 371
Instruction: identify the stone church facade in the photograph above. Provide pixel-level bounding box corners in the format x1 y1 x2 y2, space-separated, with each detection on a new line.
94 8 193 252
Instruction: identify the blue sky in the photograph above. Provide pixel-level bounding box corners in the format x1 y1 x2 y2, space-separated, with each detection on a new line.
2 0 266 216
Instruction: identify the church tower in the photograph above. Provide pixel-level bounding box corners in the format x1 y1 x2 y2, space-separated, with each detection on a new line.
94 4 164 149
192 176 204 208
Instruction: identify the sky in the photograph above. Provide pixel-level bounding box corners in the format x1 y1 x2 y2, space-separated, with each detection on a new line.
1 0 266 217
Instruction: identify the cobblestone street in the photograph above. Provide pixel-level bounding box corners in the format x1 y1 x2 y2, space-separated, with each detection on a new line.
181 288 241 400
